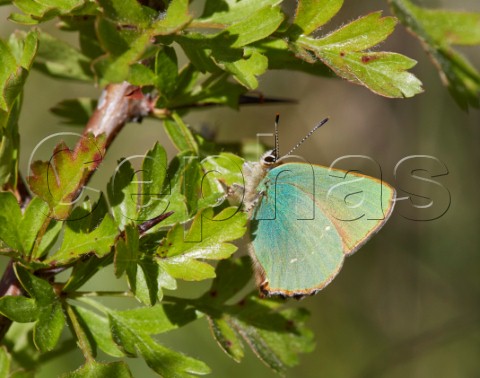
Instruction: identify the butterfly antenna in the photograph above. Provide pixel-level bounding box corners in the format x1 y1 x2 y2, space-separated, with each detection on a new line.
274 113 280 160
284 118 329 157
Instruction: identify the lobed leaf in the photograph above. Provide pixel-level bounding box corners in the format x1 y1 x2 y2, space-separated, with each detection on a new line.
34 32 93 81
390 0 480 109
62 361 132 378
155 207 247 282
108 304 210 377
27 133 106 220
196 257 315 373
291 0 343 37
297 12 423 97
50 98 97 126
14 265 65 352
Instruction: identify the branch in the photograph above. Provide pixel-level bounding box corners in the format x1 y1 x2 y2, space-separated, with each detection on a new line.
0 81 154 341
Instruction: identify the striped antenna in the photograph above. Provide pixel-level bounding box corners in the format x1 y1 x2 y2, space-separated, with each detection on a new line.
283 118 329 158
274 114 280 160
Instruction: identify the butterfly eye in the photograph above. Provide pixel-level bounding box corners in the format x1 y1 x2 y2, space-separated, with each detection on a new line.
262 153 277 166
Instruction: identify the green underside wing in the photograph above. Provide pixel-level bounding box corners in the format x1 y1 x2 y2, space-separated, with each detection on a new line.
250 162 395 297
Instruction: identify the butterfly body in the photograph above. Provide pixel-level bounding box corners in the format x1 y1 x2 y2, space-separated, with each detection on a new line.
241 150 396 298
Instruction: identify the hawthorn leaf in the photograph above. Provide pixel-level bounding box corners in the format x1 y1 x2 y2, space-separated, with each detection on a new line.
0 192 49 256
163 113 199 154
155 207 247 281
62 361 132 378
45 212 117 266
200 0 282 25
72 305 124 358
9 0 89 25
96 0 154 28
297 12 423 97
27 133 106 220
218 5 284 48
0 31 38 187
50 98 97 125
390 0 480 109
14 265 65 352
222 50 268 89
154 46 178 99
151 0 191 35
290 0 343 37
0 296 37 323
0 346 10 378
109 304 209 377
197 257 315 373
34 32 93 81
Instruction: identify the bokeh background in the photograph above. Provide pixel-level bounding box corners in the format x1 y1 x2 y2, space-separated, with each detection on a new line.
1 0 480 377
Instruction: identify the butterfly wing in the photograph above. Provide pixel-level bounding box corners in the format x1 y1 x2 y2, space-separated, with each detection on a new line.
250 162 395 297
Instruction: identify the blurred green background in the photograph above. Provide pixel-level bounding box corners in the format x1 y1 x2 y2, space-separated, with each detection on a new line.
1 0 480 377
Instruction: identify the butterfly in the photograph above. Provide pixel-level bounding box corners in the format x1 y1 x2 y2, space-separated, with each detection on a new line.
233 116 396 298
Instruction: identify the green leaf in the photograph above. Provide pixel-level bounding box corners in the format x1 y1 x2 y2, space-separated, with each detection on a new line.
291 0 343 36
200 0 282 25
0 193 49 256
45 211 117 266
115 224 139 278
14 265 65 352
0 346 10 378
297 12 423 97
72 305 124 358
222 50 268 89
0 31 38 187
390 0 480 109
62 361 132 378
109 304 209 377
50 98 97 125
156 207 247 281
151 0 191 35
34 32 93 81
9 0 89 24
154 46 178 99
164 113 199 154
62 255 111 292
218 5 284 48
97 0 154 28
197 257 315 373
27 133 106 220
0 296 37 323
208 316 244 362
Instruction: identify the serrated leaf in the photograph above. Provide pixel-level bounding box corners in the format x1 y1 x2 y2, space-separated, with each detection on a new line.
218 5 284 48
0 31 38 187
62 361 132 378
164 113 199 154
62 255 111 292
0 193 49 256
0 296 37 323
197 257 315 372
154 46 178 99
50 98 97 125
34 32 93 81
72 306 124 358
97 0 154 27
297 12 423 97
200 0 282 25
390 0 480 109
9 0 88 24
152 0 191 35
208 316 244 362
222 50 268 89
115 224 139 278
27 133 106 220
156 207 247 281
109 304 209 377
0 346 11 378
45 212 117 266
14 265 65 352
291 0 343 36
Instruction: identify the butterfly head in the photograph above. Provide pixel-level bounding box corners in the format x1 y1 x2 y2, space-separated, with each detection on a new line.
260 149 281 169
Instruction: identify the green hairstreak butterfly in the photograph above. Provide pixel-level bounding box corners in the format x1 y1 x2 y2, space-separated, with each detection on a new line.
235 116 396 298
